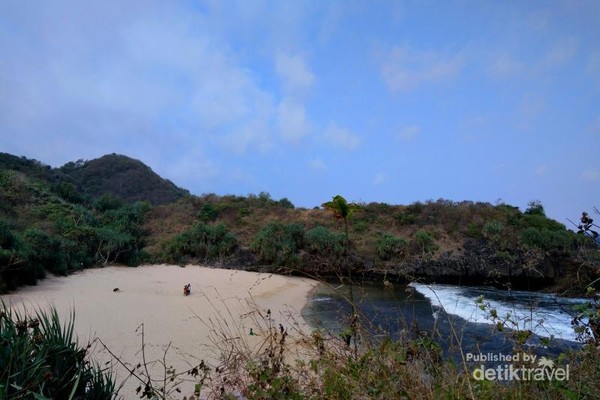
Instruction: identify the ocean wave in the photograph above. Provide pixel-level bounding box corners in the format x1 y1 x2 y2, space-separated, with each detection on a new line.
408 282 585 342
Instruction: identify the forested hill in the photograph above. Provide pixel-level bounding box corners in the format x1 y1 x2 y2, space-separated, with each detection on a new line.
0 153 188 205
58 154 189 205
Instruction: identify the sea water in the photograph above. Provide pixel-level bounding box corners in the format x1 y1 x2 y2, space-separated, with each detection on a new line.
302 281 586 360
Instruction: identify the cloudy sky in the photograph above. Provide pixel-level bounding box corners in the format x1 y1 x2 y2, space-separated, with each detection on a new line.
1 1 599 222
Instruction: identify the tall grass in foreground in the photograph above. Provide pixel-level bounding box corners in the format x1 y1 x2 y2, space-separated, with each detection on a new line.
95 279 600 400
5 281 599 399
0 303 115 400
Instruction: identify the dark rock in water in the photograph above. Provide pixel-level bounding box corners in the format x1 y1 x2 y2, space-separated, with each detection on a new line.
113 288 120 292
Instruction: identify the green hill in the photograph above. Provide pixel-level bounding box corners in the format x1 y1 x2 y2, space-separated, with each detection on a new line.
58 153 189 205
0 152 189 206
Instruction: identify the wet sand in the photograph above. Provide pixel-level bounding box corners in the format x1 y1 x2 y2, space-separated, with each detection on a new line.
1 264 318 398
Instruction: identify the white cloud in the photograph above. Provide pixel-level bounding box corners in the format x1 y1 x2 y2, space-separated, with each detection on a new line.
544 36 579 67
586 51 600 88
276 97 311 143
460 116 490 142
488 52 524 78
396 125 420 141
276 53 315 93
588 116 600 136
373 172 386 186
534 164 548 176
581 169 600 182
165 149 219 183
308 158 327 172
0 1 282 163
518 93 545 129
528 9 552 32
381 46 465 91
324 123 360 150
222 116 273 155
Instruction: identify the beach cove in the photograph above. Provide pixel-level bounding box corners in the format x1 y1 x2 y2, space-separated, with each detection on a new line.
1 264 319 398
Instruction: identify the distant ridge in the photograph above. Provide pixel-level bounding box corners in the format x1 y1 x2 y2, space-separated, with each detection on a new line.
0 152 189 205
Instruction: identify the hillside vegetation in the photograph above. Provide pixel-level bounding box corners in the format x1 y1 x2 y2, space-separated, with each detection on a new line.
1 153 598 295
0 152 188 205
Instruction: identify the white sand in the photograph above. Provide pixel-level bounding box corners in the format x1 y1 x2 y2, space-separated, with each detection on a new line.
1 264 319 398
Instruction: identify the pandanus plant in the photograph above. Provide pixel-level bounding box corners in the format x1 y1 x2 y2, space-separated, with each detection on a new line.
321 195 361 242
322 195 361 356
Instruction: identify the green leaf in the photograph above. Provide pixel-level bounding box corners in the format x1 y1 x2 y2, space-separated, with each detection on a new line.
32 393 52 400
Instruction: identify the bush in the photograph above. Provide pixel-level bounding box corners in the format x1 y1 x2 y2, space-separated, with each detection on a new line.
250 222 304 266
411 230 439 255
22 229 67 276
467 223 481 238
521 227 573 253
305 226 346 258
93 193 124 212
525 200 545 216
482 220 503 238
162 223 238 264
277 197 295 209
377 233 408 260
0 305 114 399
198 202 219 222
395 211 416 225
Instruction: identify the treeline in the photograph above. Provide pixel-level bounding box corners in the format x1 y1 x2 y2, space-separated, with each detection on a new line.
2 151 596 294
151 195 590 285
0 166 149 292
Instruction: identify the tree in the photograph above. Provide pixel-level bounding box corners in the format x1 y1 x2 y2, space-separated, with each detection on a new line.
321 195 361 355
525 200 545 216
321 195 361 240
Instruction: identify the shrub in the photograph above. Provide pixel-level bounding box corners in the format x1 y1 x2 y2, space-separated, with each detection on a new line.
525 200 545 216
521 227 573 253
51 182 83 203
250 222 304 266
352 220 369 233
395 211 416 225
305 226 346 258
411 230 439 255
22 229 67 276
162 223 238 264
377 233 408 260
93 193 124 212
198 202 219 222
277 197 295 209
482 220 503 238
467 223 481 238
0 305 114 399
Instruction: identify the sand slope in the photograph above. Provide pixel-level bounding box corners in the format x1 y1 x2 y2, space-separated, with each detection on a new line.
1 264 318 398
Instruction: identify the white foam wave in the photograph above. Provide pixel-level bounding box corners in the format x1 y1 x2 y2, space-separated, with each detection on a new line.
409 282 583 342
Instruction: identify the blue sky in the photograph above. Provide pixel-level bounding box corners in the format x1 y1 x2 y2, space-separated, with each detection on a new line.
1 1 599 223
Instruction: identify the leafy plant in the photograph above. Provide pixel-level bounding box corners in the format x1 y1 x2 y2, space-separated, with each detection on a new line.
250 222 304 266
305 226 346 257
322 195 361 239
198 202 218 222
0 304 115 399
411 230 439 255
162 223 238 264
377 233 408 261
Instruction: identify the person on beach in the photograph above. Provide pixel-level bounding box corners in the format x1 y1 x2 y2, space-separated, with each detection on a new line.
183 284 191 296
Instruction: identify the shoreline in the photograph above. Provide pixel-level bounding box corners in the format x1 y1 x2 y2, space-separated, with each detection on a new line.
0 264 320 398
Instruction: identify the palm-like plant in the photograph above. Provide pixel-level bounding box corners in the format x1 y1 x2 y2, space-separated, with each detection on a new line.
0 303 115 399
321 195 361 241
322 195 361 356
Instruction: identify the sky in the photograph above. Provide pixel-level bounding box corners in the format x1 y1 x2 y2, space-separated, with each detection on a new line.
1 1 599 224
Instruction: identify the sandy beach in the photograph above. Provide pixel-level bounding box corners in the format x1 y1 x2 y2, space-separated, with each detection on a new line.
1 264 319 398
